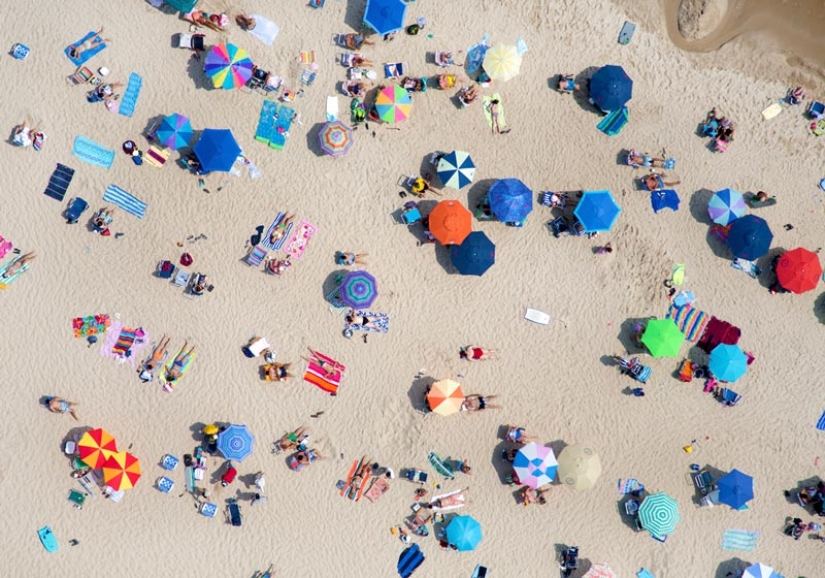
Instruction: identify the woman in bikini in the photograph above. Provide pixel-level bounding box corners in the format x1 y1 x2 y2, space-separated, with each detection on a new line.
277 427 309 452
503 425 535 444
2 251 36 279
303 348 344 378
459 346 497 361
344 34 374 50
462 394 500 412
488 99 510 134
336 251 368 266
269 213 296 245
345 309 384 330
67 28 110 60
347 457 372 494
426 487 470 509
235 14 257 31
139 334 171 381
265 362 294 382
165 342 196 382
46 397 79 421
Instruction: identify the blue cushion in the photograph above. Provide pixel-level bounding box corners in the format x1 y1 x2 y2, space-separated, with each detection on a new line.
12 44 30 60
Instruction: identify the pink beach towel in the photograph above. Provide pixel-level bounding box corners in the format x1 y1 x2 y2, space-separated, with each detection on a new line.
283 220 318 260
99 320 149 366
303 351 345 395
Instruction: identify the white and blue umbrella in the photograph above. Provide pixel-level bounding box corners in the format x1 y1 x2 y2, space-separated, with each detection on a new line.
217 424 255 462
436 151 476 189
513 443 557 489
743 563 782 578
708 188 746 226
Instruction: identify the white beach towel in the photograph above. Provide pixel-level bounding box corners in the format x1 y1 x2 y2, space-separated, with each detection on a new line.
326 96 339 122
248 15 280 46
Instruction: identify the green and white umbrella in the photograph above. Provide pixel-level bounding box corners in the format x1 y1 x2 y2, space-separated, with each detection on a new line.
638 492 681 537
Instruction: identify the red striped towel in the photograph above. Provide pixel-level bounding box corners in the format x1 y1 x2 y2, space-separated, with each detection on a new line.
303 351 344 395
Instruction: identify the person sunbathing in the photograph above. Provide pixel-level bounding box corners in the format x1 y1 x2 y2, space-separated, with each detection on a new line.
235 14 257 31
459 346 497 361
46 396 79 421
457 84 480 107
343 80 366 98
89 82 124 104
67 28 110 60
488 99 510 134
267 256 292 275
277 427 309 452
188 10 225 32
402 77 426 92
191 274 209 295
93 207 114 235
521 486 549 505
270 213 296 244
165 342 196 382
626 150 667 169
411 177 441 198
426 487 470 509
344 33 374 50
265 362 294 382
291 448 323 471
462 394 500 412
336 251 368 266
3 251 36 278
504 425 536 444
347 456 372 493
351 55 374 68
435 51 462 66
558 74 580 93
139 334 171 382
303 348 345 378
12 120 35 147
345 309 385 330
642 172 680 191
438 74 457 90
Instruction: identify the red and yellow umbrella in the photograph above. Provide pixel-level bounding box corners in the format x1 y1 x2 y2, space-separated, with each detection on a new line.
102 451 142 491
428 200 472 245
78 428 118 469
426 379 465 416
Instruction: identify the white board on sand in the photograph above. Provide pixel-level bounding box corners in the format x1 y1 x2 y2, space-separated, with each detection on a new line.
524 308 550 325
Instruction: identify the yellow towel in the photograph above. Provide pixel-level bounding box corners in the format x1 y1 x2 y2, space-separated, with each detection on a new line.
671 263 685 286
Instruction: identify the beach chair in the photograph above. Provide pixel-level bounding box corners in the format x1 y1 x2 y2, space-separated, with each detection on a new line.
226 499 243 526
309 0 326 7
161 454 179 470
176 33 205 52
677 359 694 382
716 387 741 407
156 476 175 493
434 51 456 67
68 489 86 509
157 260 175 279
64 439 77 455
694 471 715 494
809 101 825 120
384 62 405 79
65 197 89 224
200 502 218 518
700 489 721 508
12 43 30 60
173 269 191 288
246 246 267 267
67 66 96 86
548 216 569 237
400 206 422 225
624 499 640 517
403 469 428 484
472 565 489 578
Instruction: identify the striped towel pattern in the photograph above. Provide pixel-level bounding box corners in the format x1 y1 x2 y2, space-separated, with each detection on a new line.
43 163 75 201
428 451 456 479
246 246 267 267
597 106 629 136
112 327 138 356
667 303 709 342
720 529 758 552
303 351 345 395
618 478 642 494
283 220 317 260
118 73 143 118
103 184 147 219
72 136 115 169
260 212 294 252
816 410 825 430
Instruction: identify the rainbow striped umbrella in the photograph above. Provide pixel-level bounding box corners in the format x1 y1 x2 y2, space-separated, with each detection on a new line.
375 85 412 124
319 120 353 157
204 43 254 90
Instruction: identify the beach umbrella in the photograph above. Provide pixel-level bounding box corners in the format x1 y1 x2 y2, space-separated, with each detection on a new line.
641 318 685 358
156 113 194 151
727 214 773 260
450 231 495 276
707 188 746 226
436 151 476 189
776 247 822 294
165 0 197 12
709 344 748 383
217 424 255 462
638 492 681 537
204 43 254 90
193 128 241 173
375 85 413 124
717 469 754 510
428 200 472 245
78 428 118 469
426 379 464 416
340 270 378 309
445 515 483 551
513 443 558 489
582 564 618 578
557 444 602 490
743 563 782 578
101 451 142 491
363 0 407 36
488 178 533 223
482 44 522 81
589 65 633 112
318 120 354 157
574 190 622 232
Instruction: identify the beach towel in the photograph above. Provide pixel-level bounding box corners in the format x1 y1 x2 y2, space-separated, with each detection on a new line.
339 459 361 498
326 95 339 122
637 569 655 578
671 263 685 286
816 410 825 430
72 314 110 339
303 351 345 395
672 290 695 308
65 31 107 66
103 184 147 219
254 100 279 146
44 163 75 201
597 106 629 136
619 21 637 45
427 451 455 479
465 34 490 74
721 529 758 552
482 94 507 133
697 316 741 354
247 15 279 46
118 73 143 118
260 212 295 251
113 326 145 358
430 488 467 511
72 136 115 169
283 220 318 260
99 321 147 365
246 246 267 267
650 190 680 213
300 50 316 64
666 303 709 342
161 351 195 393
398 544 425 578
346 310 390 333
364 477 389 502
618 478 643 494
0 261 30 289
269 105 296 150
731 258 761 279
0 238 12 260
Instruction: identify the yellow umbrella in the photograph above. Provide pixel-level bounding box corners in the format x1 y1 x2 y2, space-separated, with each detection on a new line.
482 44 522 81
557 444 602 490
426 379 465 416
77 428 118 469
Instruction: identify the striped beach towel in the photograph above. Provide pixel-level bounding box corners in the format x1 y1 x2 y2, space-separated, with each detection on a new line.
72 136 115 169
721 529 758 552
283 220 317 260
260 212 295 252
597 106 629 136
816 410 825 430
428 451 455 479
398 544 425 578
303 351 345 395
246 246 267 267
118 73 143 118
103 184 147 219
667 303 709 342
618 478 643 494
112 326 140 357
44 163 75 201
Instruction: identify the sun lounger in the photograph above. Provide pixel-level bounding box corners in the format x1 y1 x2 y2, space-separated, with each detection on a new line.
400 206 422 225
66 66 97 86
384 62 405 78
226 499 243 526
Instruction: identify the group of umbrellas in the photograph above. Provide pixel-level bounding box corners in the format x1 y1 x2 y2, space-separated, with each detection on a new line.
151 111 243 174
77 428 141 491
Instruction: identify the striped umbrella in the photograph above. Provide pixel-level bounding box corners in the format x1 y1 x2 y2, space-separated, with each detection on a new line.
482 44 521 81
707 188 746 226
743 563 782 578
638 492 681 537
78 428 118 469
557 444 602 490
217 424 255 462
513 443 557 489
204 43 254 90
156 113 193 150
583 563 618 578
318 120 353 157
375 85 412 124
426 379 464 416
436 151 476 189
101 451 142 491
340 270 378 309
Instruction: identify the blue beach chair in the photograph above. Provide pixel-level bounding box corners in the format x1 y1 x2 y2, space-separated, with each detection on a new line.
65 197 88 224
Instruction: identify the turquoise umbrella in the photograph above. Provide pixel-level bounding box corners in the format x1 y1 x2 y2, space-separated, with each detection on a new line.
708 344 748 382
638 492 680 537
445 515 482 551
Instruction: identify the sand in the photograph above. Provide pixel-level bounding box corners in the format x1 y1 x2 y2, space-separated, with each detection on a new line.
3 0 824 576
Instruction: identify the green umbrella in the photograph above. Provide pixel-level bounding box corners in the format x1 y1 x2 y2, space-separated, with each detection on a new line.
638 492 681 537
640 319 685 358
557 445 602 490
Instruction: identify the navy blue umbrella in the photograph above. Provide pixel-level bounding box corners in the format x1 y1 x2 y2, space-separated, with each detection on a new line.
364 0 408 37
727 214 773 260
488 178 533 223
589 65 633 112
450 231 495 276
193 129 241 173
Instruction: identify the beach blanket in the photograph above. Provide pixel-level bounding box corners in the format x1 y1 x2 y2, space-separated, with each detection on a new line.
465 34 489 74
255 100 279 145
346 310 389 333
816 410 825 430
247 15 279 46
103 184 147 219
720 529 758 552
482 94 507 133
427 451 455 479
303 351 345 396
650 190 680 213
283 220 318 260
697 316 741 354
597 106 629 136
72 314 110 339
666 303 709 343
118 73 143 118
364 477 389 502
398 544 425 578
72 136 115 169
618 478 643 494
99 321 148 365
260 212 295 251
65 31 107 66
731 258 761 279
161 351 195 393
269 105 295 150
44 163 75 201
246 246 267 267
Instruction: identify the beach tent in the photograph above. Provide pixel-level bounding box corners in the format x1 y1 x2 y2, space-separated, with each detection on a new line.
363 0 407 37
428 200 472 245
776 247 822 294
165 0 198 12
557 445 601 490
716 469 754 510
193 129 241 173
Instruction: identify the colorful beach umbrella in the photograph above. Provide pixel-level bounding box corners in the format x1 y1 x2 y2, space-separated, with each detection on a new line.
717 469 754 510
727 214 773 260
340 270 378 309
436 151 476 189
450 231 495 276
776 247 822 294
318 120 354 157
428 200 472 245
156 113 194 151
743 563 782 578
78 428 118 469
445 515 483 551
375 85 412 124
482 44 522 81
557 445 602 490
513 443 557 489
709 344 748 383
363 0 407 36
204 43 254 90
426 379 464 416
574 190 622 232
641 318 685 358
589 65 633 112
193 128 241 173
488 178 533 223
217 424 255 462
638 492 681 537
101 451 142 491
707 188 746 226
582 564 618 578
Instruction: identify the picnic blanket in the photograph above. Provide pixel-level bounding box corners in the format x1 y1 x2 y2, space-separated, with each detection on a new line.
618 478 643 494
346 310 389 333
720 529 758 552
72 136 115 169
44 163 75 201
482 94 507 132
427 451 455 479
65 31 107 66
283 220 317 260
118 73 143 118
72 314 110 339
731 258 761 279
697 316 741 354
650 189 680 213
364 477 389 502
303 351 345 395
103 184 147 219
816 410 825 430
260 212 295 251
666 303 709 342
247 14 279 46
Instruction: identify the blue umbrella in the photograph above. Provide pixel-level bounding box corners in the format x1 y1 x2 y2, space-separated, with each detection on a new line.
217 424 255 462
717 469 754 510
708 344 748 382
156 113 194 151
707 188 746 226
450 231 495 276
363 0 407 37
574 190 622 232
193 129 242 173
727 214 773 260
589 65 633 112
488 178 533 222
436 151 476 189
340 270 378 309
445 515 483 551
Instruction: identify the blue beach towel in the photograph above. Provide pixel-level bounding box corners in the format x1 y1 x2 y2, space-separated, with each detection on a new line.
65 31 107 66
650 190 680 213
260 212 295 251
103 184 147 219
72 136 115 169
597 106 629 136
397 543 425 578
465 34 490 74
118 73 143 118
43 163 75 201
269 106 295 150
255 100 279 145
637 569 655 578
816 410 825 430
721 529 758 552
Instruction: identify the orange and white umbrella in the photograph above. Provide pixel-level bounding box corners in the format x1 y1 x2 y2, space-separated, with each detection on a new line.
102 451 142 491
78 428 118 469
426 379 464 416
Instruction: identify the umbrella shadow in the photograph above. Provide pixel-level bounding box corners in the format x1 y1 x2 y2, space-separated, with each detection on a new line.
406 374 435 413
688 188 716 226
185 53 211 90
342 0 368 33
713 558 749 578
189 421 207 443
755 247 785 290
616 317 651 354
572 66 600 113
322 269 348 305
419 152 443 185
814 293 825 324
466 178 496 221
490 441 516 485
433 243 457 274
305 122 328 157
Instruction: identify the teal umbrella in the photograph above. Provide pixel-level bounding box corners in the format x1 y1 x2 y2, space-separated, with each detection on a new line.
638 492 680 537
445 515 482 551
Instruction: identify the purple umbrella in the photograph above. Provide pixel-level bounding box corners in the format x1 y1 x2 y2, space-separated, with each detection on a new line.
340 270 378 309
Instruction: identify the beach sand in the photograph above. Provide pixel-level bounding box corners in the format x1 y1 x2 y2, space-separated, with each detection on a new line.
3 0 824 576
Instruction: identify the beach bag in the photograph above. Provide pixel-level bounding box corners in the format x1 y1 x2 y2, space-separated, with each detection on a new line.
406 24 420 35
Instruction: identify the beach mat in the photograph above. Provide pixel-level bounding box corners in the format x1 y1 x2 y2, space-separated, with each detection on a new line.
103 184 147 219
816 410 825 430
482 93 506 133
364 477 389 502
303 351 344 395
260 212 295 251
346 310 389 333
44 163 75 201
65 31 107 66
270 105 296 150
720 529 758 552
248 14 279 46
398 543 425 578
597 106 629 136
255 100 279 145
161 351 195 393
72 136 115 169
283 220 317 260
246 246 267 267
339 459 360 498
619 21 637 45
118 73 143 118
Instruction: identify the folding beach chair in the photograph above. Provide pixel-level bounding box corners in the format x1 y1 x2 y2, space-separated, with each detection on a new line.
403 469 428 484
200 502 218 518
156 476 175 493
66 66 97 86
808 100 824 120
716 387 741 407
700 489 721 507
384 62 405 79
176 33 205 52
472 565 489 578
400 206 422 225
693 471 715 494
157 260 175 279
65 197 89 224
161 454 179 470
246 246 267 267
548 216 569 238
68 489 86 509
12 43 30 60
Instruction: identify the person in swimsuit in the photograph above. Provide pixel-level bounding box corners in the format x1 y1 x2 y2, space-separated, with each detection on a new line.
139 334 171 382
426 487 470 509
557 74 580 93
90 82 124 104
459 346 497 361
351 55 374 68
270 213 296 245
302 348 345 379
46 397 79 420
67 28 110 60
522 486 549 505
235 14 257 30
488 99 510 134
343 81 366 98
2 251 36 279
642 172 680 191
411 177 441 198
93 207 115 236
345 309 384 330
504 425 535 444
12 120 36 147
165 342 196 382
277 427 309 452
188 11 224 32
457 84 480 107
291 448 322 471
347 456 372 493
191 274 209 295
626 150 667 169
344 34 374 50
336 251 368 266
462 394 500 412
265 362 293 382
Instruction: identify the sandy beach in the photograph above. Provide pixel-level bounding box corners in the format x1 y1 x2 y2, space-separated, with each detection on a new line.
3 0 825 576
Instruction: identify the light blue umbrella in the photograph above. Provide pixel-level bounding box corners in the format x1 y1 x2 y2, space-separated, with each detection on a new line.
717 469 754 509
445 515 483 551
217 424 255 462
574 190 622 232
363 0 407 36
708 344 748 383
707 188 746 226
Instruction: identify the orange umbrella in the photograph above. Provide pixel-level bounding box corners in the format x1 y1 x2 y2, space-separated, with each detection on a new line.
78 428 118 469
428 200 472 245
102 451 142 490
426 379 465 415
